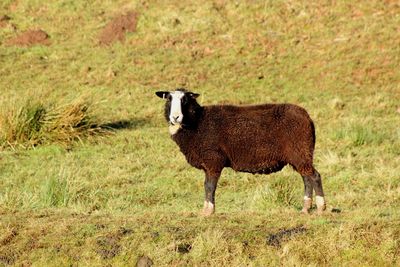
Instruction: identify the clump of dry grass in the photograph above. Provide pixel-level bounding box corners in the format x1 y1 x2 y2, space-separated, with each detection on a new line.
0 98 107 149
0 102 46 148
42 100 107 144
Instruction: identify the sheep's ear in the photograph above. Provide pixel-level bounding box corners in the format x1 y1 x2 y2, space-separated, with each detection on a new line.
155 91 170 99
189 92 200 99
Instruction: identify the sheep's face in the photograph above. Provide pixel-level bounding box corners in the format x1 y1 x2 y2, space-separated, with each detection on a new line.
156 89 200 126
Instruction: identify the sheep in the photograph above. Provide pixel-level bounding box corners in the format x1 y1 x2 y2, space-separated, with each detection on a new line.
156 88 326 216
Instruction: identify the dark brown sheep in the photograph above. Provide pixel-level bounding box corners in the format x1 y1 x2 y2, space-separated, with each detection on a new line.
156 89 326 216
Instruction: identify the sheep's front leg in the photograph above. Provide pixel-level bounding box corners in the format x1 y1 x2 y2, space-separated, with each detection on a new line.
202 171 221 216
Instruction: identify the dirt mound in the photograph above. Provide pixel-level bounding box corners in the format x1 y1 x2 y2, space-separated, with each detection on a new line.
0 15 11 28
99 11 138 45
136 256 153 267
7 29 50 46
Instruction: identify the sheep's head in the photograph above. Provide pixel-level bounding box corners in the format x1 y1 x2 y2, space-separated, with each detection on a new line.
156 89 201 132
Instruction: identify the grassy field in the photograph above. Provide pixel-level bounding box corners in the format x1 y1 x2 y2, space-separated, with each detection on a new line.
1 0 399 266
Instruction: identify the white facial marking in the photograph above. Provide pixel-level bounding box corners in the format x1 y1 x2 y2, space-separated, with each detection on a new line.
169 91 185 125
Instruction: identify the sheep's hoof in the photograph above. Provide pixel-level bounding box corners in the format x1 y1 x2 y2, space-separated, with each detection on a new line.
317 205 326 215
301 197 312 215
301 208 310 214
201 208 214 217
202 201 215 217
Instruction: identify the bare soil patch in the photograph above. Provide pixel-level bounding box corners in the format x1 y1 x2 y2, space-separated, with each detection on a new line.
99 11 138 45
95 227 133 259
0 15 11 28
266 226 307 247
96 235 121 259
0 229 18 246
6 29 50 47
176 243 192 254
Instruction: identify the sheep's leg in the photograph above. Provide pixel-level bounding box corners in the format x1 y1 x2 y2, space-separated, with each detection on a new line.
310 169 326 214
202 171 221 216
301 175 313 214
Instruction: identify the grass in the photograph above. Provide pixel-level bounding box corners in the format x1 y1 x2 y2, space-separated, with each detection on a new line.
0 98 107 149
0 0 400 266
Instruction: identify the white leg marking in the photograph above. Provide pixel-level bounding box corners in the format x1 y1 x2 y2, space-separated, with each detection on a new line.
316 196 326 214
316 196 325 207
202 201 215 216
203 200 214 209
302 196 312 214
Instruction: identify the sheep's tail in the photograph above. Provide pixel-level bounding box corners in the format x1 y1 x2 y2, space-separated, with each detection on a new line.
310 119 316 153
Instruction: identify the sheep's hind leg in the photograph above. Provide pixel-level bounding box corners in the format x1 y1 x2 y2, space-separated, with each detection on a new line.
301 175 313 214
310 169 326 214
202 170 221 216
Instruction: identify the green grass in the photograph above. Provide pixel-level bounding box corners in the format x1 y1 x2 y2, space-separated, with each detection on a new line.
1 0 400 266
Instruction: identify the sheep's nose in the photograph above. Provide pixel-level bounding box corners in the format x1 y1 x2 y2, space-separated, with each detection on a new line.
171 115 182 123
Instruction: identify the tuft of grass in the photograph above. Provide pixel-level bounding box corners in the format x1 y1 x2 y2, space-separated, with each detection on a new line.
0 98 107 149
0 102 46 148
350 125 384 147
42 99 106 144
40 171 70 208
331 123 388 147
251 175 301 210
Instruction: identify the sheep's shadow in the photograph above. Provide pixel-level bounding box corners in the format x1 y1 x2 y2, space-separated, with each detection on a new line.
97 118 148 131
